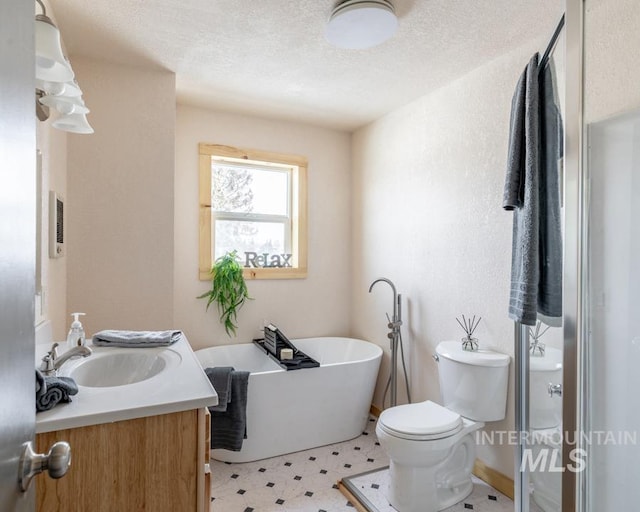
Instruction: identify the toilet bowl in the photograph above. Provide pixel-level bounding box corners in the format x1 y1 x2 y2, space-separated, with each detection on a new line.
376 341 510 512
530 426 562 512
529 347 563 512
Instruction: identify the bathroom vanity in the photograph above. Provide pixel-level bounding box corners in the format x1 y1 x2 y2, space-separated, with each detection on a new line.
34 335 217 512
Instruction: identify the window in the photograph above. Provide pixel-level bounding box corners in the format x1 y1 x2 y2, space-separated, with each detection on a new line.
199 144 307 279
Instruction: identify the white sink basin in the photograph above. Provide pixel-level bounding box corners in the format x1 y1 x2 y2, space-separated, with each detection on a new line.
63 348 182 388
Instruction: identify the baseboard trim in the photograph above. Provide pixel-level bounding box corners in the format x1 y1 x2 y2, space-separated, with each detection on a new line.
473 459 514 500
369 404 382 417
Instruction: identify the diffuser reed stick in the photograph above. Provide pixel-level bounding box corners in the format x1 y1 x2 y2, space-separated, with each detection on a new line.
529 320 551 356
456 315 481 351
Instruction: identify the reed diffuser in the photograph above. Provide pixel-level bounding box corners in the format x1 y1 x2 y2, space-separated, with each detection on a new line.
456 315 481 351
529 320 551 356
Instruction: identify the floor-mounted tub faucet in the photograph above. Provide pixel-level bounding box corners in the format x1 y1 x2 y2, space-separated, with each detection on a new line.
369 277 402 407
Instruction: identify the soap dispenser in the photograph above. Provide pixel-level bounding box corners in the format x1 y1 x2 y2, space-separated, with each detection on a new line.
66 312 86 349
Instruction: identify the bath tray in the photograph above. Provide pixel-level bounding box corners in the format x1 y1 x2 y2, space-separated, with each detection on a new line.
253 325 319 371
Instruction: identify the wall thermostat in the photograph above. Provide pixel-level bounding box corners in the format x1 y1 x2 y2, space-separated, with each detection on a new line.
49 191 64 258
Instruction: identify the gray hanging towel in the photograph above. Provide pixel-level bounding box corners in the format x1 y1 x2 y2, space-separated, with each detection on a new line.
204 367 234 412
538 63 563 319
210 370 250 451
503 53 540 326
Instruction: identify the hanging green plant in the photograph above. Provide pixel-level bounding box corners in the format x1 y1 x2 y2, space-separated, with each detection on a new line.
197 250 251 336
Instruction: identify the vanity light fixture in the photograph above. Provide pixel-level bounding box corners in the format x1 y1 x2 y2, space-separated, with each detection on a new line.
52 112 95 135
325 0 398 50
34 0 94 134
35 0 74 82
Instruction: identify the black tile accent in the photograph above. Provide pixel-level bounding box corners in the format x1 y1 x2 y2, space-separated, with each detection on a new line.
276 498 285 505
347 501 355 507
258 467 266 472
464 504 473 510
344 463 352 468
332 451 339 455
320 469 328 474
489 495 498 501
369 418 375 422
294 475 302 480
367 458 375 462
319 510 327 512
305 491 314 497
266 482 275 487
332 484 339 489
309 456 316 461
210 497 215 501
244 508 254 512
371 483 380 489
375 442 380 446
354 446 361 450
237 489 246 495
231 473 239 479
284 462 292 467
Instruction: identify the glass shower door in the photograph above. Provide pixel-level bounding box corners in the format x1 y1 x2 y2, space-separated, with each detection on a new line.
584 110 640 510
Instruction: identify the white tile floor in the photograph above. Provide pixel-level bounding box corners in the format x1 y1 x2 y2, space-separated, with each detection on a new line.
209 416 518 512
343 470 514 512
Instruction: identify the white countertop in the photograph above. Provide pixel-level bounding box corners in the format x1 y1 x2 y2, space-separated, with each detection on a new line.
35 334 218 433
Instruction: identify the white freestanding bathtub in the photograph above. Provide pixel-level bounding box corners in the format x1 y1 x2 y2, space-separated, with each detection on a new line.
195 337 382 463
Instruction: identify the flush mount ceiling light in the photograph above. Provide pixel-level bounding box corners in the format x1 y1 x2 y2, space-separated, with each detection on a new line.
325 0 398 50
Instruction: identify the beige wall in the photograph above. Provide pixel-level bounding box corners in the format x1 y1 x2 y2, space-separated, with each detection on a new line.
37 117 67 340
584 0 640 122
174 106 352 349
350 38 560 475
65 58 176 337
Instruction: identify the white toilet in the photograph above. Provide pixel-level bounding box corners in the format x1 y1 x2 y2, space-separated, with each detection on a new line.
530 347 563 512
375 340 510 512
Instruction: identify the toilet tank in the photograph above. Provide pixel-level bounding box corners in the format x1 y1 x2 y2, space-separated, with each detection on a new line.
530 347 563 429
436 341 510 422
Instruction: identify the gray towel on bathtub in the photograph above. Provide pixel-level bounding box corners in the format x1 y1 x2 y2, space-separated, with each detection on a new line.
209 370 250 451
205 367 234 412
92 330 182 347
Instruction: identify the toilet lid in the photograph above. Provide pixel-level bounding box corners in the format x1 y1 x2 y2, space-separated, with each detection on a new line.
378 400 462 440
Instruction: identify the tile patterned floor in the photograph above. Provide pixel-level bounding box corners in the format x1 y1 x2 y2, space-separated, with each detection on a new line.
343 471 514 512
209 416 516 512
209 417 387 511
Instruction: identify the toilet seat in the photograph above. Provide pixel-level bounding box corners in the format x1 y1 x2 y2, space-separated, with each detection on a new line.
378 400 463 441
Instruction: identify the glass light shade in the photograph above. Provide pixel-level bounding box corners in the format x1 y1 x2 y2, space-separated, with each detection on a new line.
39 95 89 115
36 79 82 97
35 15 74 82
325 0 398 50
52 112 94 134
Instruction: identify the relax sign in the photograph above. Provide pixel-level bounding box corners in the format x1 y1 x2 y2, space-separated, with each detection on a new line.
244 251 293 268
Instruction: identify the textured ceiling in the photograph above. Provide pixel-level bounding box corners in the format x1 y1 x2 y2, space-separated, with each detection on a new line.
51 0 564 131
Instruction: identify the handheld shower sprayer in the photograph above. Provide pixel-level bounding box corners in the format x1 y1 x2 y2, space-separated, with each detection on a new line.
369 277 411 407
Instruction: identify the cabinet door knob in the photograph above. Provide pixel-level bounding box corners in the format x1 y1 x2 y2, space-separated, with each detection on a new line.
18 440 71 492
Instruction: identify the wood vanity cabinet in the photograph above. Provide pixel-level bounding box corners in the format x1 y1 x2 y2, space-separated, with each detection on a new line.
36 408 211 512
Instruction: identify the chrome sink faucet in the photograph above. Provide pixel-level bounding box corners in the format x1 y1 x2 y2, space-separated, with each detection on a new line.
39 342 92 376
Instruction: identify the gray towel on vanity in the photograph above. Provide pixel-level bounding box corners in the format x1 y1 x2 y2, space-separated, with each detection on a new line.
503 53 540 326
205 367 234 412
92 330 182 347
210 370 250 451
35 369 79 412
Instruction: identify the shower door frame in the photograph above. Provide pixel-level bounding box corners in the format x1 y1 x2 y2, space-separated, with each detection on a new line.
562 0 588 511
